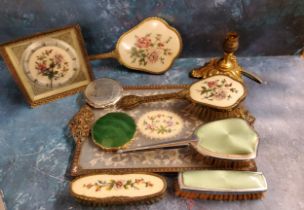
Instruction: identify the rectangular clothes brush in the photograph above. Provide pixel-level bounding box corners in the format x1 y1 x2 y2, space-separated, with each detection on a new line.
175 170 267 201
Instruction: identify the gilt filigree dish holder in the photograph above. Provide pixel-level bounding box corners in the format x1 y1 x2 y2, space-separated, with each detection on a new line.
69 84 256 176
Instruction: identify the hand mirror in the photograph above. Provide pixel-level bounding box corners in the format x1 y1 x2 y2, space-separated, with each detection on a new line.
84 78 123 108
89 17 182 74
118 118 259 161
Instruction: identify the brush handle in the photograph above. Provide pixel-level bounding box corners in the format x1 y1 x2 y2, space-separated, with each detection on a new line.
117 89 189 109
117 138 197 153
89 50 117 60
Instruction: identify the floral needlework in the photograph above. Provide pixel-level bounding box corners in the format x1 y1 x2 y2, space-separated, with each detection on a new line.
199 78 239 101
138 110 183 139
130 33 172 66
83 178 153 191
35 49 69 85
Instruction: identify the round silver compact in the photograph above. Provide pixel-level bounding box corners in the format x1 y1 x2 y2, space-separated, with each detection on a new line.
84 78 123 108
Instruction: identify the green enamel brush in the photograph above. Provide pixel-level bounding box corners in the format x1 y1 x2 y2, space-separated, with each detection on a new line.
175 170 267 201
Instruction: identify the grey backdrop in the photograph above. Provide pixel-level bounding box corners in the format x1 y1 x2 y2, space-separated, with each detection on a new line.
0 0 304 57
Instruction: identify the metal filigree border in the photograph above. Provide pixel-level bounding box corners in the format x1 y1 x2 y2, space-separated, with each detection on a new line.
68 84 257 177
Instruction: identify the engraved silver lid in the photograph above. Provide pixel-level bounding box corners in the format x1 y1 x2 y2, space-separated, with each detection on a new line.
84 78 123 108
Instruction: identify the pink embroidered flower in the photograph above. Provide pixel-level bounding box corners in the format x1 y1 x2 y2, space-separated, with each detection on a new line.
135 178 144 184
146 124 155 131
148 51 159 63
131 34 172 66
135 36 151 48
36 63 47 73
214 89 227 100
207 81 217 88
35 50 69 82
54 54 63 64
115 181 124 189
166 120 173 127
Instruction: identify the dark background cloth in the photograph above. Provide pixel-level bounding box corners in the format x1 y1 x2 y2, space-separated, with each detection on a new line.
0 0 303 57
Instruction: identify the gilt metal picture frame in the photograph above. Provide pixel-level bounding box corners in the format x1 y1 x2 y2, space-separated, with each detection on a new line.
0 25 94 107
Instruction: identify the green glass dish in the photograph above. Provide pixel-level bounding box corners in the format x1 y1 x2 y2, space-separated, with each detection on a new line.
92 112 136 150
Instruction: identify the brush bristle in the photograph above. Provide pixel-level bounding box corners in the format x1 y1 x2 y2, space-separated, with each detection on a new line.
74 194 164 206
192 148 256 171
202 155 252 169
175 182 264 201
183 103 255 124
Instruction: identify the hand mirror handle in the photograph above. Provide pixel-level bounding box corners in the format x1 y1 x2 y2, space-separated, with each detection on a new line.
89 50 116 60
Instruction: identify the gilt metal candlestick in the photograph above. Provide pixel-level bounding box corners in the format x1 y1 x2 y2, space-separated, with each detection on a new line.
191 32 262 84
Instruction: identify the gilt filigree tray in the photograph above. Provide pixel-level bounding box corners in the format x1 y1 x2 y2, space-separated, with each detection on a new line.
69 84 256 176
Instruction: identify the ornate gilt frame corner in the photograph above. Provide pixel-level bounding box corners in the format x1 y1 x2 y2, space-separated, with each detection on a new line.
0 24 94 107
69 105 95 144
69 105 95 177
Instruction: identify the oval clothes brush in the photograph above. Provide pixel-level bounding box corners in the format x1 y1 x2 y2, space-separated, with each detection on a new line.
70 173 167 206
91 112 136 151
118 118 259 169
175 170 267 201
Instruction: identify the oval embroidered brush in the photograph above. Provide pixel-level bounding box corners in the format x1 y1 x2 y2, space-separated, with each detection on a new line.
175 170 267 201
118 118 259 169
70 173 167 206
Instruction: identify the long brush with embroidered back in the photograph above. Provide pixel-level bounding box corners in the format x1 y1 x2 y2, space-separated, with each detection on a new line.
117 73 253 123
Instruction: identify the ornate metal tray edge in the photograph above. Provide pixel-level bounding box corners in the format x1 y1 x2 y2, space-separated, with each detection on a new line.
68 84 257 177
